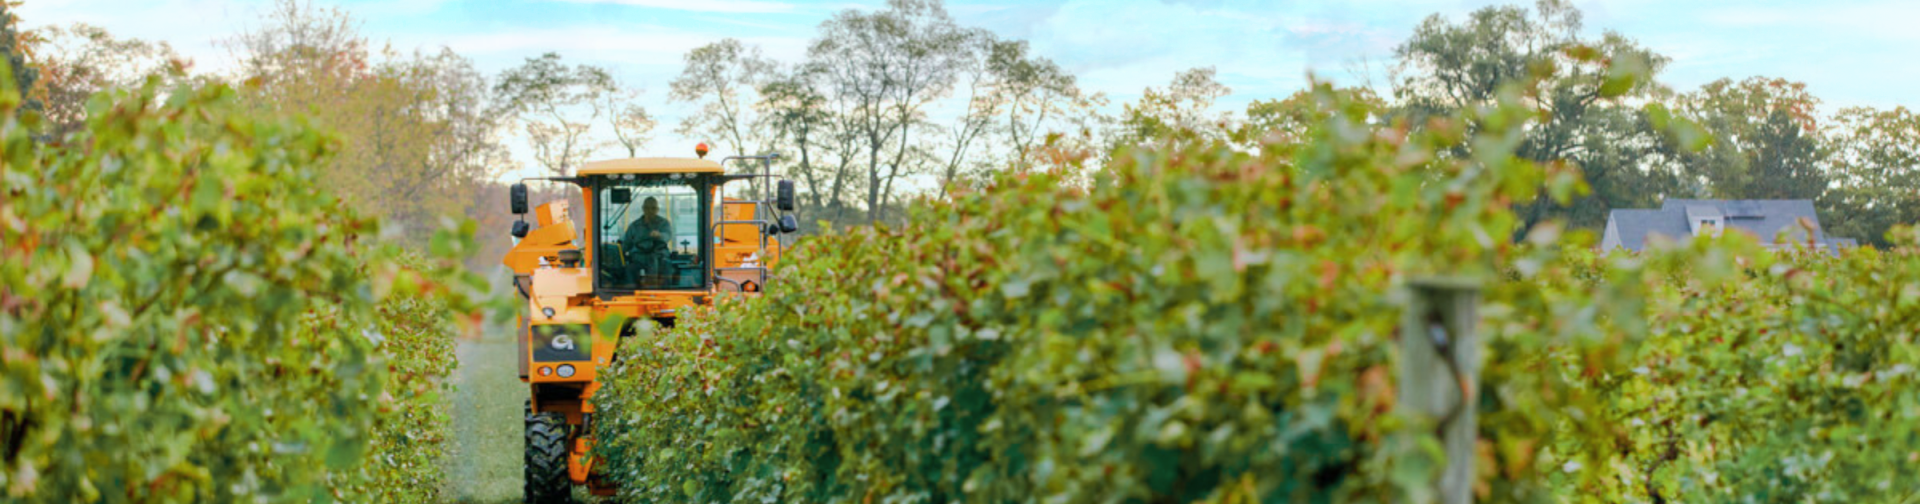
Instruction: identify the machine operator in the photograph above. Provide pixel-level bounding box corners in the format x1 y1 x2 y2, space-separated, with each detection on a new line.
620 196 674 286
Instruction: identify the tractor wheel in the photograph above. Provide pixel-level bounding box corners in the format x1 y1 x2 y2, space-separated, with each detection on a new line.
524 410 573 504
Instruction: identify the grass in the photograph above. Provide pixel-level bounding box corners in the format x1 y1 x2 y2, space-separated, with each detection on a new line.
447 319 527 503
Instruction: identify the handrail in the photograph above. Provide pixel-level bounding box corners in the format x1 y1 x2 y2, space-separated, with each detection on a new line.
715 153 781 292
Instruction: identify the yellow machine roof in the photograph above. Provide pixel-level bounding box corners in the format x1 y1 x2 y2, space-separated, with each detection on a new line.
577 158 724 175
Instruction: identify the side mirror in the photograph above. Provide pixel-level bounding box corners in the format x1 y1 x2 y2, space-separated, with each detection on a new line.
778 214 799 234
776 180 795 212
610 187 632 205
510 183 528 215
511 220 530 238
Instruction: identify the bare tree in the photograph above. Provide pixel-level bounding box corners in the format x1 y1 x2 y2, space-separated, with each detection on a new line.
671 38 777 195
604 87 656 157
495 52 616 176
985 38 1079 169
761 65 840 212
931 28 998 197
810 0 970 223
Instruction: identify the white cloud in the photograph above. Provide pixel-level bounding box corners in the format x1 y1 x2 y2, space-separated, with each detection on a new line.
1003 0 1395 113
409 25 808 76
1593 0 1920 110
350 0 459 18
1703 1 1920 43
549 0 797 14
15 0 252 74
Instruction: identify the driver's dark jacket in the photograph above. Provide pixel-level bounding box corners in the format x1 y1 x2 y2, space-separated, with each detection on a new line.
620 214 674 274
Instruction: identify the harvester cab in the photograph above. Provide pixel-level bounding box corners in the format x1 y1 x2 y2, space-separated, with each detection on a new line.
500 149 796 501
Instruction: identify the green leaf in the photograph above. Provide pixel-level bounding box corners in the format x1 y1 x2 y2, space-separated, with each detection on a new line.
61 241 93 289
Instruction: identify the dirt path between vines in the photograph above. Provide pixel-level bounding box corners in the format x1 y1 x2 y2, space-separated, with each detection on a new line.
448 320 524 503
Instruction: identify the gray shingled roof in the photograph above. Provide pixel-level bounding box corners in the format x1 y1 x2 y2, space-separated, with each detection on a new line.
1606 199 1843 251
1608 208 1687 250
1664 199 1824 243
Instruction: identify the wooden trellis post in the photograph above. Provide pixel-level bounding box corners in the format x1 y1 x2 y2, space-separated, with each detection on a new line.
1399 277 1481 504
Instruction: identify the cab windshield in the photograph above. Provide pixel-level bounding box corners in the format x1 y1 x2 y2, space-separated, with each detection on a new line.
595 174 709 290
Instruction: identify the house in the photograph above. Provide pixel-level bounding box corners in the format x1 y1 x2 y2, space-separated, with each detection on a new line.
1600 199 1857 253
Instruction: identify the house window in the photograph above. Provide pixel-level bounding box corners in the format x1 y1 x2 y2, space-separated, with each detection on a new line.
1697 219 1721 237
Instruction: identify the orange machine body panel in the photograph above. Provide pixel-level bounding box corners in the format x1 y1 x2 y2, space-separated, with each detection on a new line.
503 156 788 497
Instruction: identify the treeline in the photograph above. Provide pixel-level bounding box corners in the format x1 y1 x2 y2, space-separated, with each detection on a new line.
6 0 1913 247
658 0 1918 244
4 1 515 270
1383 2 1917 248
10 2 502 235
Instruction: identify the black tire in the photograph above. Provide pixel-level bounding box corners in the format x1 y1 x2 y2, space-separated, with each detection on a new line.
525 410 572 504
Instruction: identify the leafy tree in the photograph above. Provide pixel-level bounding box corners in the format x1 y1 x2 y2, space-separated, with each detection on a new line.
983 37 1081 168
228 0 504 232
1394 0 1676 232
1672 77 1828 201
1111 67 1232 149
1565 102 1691 222
1237 85 1383 155
27 24 187 138
226 0 368 91
1820 106 1920 247
1240 90 1328 147
0 1 38 116
494 52 616 177
405 47 514 209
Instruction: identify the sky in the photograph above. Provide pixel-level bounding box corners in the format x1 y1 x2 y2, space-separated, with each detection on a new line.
16 0 1920 176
